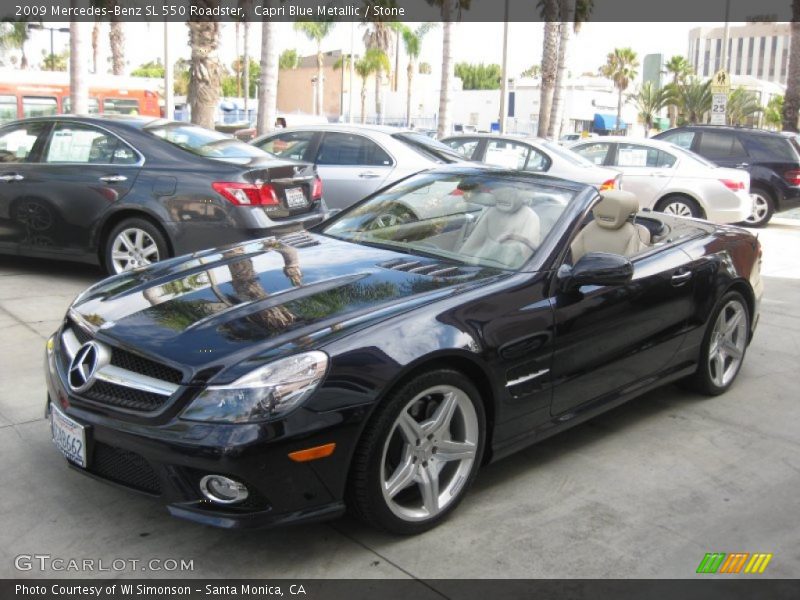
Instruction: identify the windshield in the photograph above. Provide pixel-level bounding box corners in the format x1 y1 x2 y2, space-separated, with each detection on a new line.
540 140 596 167
322 172 577 270
393 132 465 163
145 122 269 160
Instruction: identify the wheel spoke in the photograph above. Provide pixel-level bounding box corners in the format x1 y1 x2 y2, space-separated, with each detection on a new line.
396 411 423 445
723 340 743 359
724 310 743 334
711 351 726 385
422 391 458 437
417 463 440 516
141 243 158 258
117 235 134 252
385 456 417 499
434 439 476 462
134 229 145 250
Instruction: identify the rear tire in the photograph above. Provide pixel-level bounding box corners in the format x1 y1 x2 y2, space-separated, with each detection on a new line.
740 186 774 228
655 195 704 219
684 290 750 396
348 369 485 535
104 218 170 275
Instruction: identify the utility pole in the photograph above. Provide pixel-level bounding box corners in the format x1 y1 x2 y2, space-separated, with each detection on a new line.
164 23 174 120
721 0 731 71
499 0 510 134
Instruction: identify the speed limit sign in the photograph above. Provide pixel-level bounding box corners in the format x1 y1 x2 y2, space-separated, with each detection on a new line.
711 93 728 125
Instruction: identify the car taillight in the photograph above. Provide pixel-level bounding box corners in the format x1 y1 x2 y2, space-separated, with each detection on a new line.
720 179 746 191
212 182 279 206
599 177 618 191
784 169 800 185
311 177 323 201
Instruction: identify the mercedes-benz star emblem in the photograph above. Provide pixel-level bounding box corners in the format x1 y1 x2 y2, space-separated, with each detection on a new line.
68 342 101 392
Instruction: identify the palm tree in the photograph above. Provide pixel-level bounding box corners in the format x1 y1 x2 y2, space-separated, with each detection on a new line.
187 5 223 129
69 21 88 114
764 95 784 130
279 49 299 70
361 5 397 123
783 1 800 132
600 47 639 134
355 49 391 124
676 77 712 124
726 88 762 126
537 0 560 138
399 23 437 126
664 55 694 127
108 1 125 75
427 0 471 138
257 13 278 135
294 21 335 116
630 81 673 136
0 21 33 69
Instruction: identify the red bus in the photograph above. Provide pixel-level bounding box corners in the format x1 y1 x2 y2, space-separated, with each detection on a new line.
0 70 160 124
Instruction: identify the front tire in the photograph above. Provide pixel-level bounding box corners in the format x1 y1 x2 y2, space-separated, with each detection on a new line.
104 218 169 275
741 186 774 228
655 195 704 219
348 369 485 534
684 291 750 396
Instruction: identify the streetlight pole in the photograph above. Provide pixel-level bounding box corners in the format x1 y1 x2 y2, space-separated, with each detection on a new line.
499 0 510 134
721 0 731 72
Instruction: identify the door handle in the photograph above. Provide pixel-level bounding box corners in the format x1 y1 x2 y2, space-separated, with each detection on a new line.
99 174 128 183
650 171 669 178
735 163 750 169
358 171 380 179
0 173 24 182
670 271 693 286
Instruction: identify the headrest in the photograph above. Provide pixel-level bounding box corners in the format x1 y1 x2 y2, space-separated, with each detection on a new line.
492 186 526 214
592 190 639 230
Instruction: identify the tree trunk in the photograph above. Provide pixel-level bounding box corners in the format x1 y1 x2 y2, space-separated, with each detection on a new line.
375 67 383 123
257 16 278 135
538 2 560 138
187 14 222 130
91 22 99 73
783 4 800 132
109 17 125 76
69 20 88 115
548 0 574 139
317 48 324 116
437 9 453 139
616 88 623 134
406 62 414 127
243 20 250 116
361 80 367 124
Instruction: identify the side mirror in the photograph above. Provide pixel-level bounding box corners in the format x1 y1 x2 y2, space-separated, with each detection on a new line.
558 252 633 291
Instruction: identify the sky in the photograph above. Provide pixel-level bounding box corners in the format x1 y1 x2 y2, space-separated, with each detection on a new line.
18 21 717 85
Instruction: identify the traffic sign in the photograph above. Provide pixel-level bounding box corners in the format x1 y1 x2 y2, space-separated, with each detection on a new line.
711 70 731 94
711 93 728 125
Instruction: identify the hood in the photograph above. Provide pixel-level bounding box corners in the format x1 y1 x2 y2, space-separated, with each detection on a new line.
70 234 505 380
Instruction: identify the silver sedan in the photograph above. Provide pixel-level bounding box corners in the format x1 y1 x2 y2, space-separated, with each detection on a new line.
250 124 468 211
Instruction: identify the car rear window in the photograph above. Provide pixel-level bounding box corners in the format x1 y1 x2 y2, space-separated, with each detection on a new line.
540 140 595 167
145 122 268 160
745 134 800 162
392 132 464 163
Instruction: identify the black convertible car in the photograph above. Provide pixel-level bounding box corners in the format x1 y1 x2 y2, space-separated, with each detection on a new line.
45 168 762 534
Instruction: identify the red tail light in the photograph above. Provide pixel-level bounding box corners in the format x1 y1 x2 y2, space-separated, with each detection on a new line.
720 179 746 191
599 177 618 191
311 177 323 201
784 169 800 185
212 182 279 206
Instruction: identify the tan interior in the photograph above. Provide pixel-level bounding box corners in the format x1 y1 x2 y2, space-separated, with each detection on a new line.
570 190 650 262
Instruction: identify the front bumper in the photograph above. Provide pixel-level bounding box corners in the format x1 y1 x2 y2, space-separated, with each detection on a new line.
44 331 354 529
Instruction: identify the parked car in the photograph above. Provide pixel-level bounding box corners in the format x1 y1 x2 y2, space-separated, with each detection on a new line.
569 136 752 224
653 125 800 227
559 132 598 144
0 116 327 274
441 134 621 191
46 167 761 534
250 124 467 210
233 113 330 142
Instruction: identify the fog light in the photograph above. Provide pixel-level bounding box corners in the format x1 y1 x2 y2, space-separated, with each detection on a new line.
199 475 249 504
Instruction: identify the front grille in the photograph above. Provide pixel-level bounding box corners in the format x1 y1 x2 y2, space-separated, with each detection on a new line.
89 442 162 495
82 381 169 412
110 348 183 384
70 321 92 345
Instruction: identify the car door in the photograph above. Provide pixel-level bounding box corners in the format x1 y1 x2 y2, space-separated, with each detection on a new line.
0 120 53 250
694 130 749 169
313 131 395 210
571 141 614 167
17 121 141 257
610 143 675 208
548 222 699 417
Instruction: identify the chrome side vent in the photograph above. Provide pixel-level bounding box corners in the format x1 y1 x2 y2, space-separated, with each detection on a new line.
380 259 461 278
278 232 320 248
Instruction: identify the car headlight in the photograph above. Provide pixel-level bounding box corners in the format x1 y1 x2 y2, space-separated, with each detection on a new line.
181 351 328 423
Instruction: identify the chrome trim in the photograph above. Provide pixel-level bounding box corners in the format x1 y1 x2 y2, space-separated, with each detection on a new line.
94 364 178 396
428 266 460 276
67 308 99 334
506 369 549 388
61 328 81 360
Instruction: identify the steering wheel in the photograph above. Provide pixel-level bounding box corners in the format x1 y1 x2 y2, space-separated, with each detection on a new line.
498 233 538 252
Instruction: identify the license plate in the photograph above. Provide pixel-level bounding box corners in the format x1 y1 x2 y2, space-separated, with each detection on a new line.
51 404 87 468
285 187 307 208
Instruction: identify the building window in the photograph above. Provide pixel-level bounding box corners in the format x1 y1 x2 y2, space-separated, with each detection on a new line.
736 38 744 75
727 39 733 71
694 39 701 74
704 49 711 77
747 37 755 75
782 36 790 81
715 38 722 72
758 37 766 78
769 36 778 78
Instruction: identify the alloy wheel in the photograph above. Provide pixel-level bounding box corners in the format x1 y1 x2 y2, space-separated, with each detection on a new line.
663 201 694 218
110 228 160 273
746 193 770 225
708 299 747 388
380 385 479 522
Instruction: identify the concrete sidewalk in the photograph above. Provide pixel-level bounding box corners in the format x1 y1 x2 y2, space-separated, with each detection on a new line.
0 221 798 580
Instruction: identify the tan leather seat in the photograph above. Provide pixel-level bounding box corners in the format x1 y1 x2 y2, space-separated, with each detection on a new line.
570 190 650 262
461 186 540 267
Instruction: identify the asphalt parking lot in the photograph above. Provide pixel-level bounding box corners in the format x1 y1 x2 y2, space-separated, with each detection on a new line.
1 218 799 580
